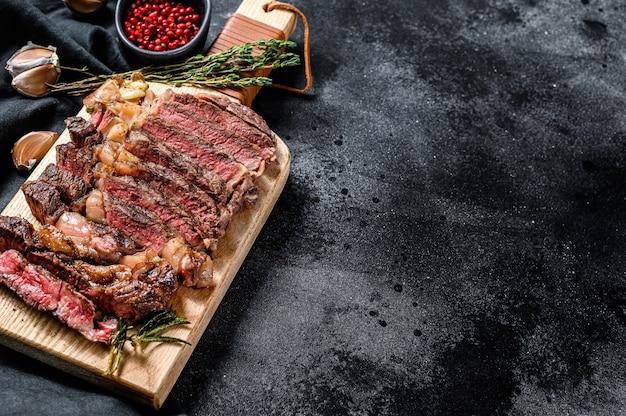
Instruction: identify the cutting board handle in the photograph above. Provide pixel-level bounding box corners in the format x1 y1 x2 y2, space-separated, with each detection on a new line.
265 1 312 95
207 0 311 105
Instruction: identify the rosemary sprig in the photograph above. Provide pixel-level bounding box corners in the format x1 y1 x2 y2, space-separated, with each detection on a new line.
104 308 190 376
105 317 130 376
50 39 300 96
131 309 190 347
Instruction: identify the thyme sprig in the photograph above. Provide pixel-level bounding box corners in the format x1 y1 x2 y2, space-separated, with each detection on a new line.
50 39 300 96
104 308 190 376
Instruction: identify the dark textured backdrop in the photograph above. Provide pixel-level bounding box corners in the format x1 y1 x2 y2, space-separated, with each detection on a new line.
2 0 626 415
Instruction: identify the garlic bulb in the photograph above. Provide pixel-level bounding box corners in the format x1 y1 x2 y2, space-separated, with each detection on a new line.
63 0 108 15
5 43 61 97
12 131 58 170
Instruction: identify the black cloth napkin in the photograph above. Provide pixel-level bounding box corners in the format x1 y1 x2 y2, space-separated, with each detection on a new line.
0 0 130 147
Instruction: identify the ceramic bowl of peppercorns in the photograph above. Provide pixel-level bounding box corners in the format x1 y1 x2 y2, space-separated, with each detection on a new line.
115 0 212 64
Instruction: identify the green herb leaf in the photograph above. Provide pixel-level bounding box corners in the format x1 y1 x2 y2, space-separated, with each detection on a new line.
50 39 300 96
103 309 190 376
104 317 130 376
131 308 190 347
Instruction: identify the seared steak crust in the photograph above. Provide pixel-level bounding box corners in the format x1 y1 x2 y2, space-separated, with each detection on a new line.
65 116 104 148
21 181 67 225
37 163 90 212
56 142 97 185
0 216 35 253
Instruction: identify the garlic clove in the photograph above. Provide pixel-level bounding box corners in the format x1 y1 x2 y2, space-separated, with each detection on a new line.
119 86 147 101
12 131 58 170
11 63 61 97
5 42 59 77
63 0 108 15
6 47 54 65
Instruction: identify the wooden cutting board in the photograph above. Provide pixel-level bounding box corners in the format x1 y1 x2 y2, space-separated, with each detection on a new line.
0 0 296 409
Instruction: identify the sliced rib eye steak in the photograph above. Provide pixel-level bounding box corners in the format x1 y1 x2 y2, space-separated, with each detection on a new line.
157 101 267 174
56 142 97 185
65 116 104 148
27 250 177 322
37 163 90 212
0 216 35 253
97 173 209 252
170 93 276 160
21 180 68 225
10 83 280 342
0 249 117 343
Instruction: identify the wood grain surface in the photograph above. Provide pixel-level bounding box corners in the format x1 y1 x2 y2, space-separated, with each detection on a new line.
0 0 297 407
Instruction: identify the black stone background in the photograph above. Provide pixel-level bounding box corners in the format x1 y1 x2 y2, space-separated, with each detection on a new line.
1 0 626 415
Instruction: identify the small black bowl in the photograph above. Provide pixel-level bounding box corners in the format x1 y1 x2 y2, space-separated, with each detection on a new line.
115 0 212 65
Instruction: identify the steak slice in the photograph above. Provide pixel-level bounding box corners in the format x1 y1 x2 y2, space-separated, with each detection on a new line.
171 93 276 160
98 173 208 252
0 249 117 343
21 181 67 225
36 163 90 212
27 250 177 322
0 216 35 253
65 116 104 148
140 116 250 187
56 142 97 185
102 193 214 287
102 193 180 254
157 101 267 174
196 93 275 142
